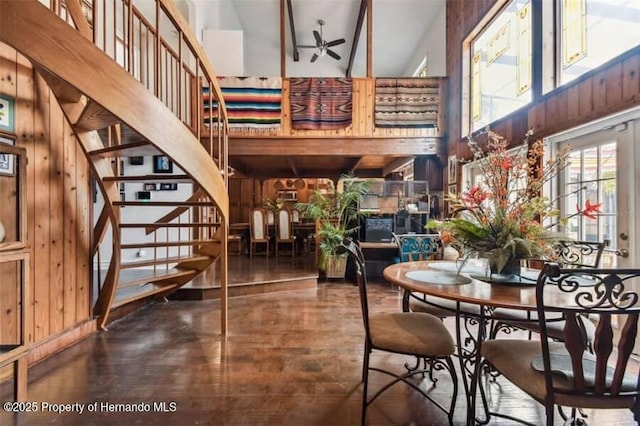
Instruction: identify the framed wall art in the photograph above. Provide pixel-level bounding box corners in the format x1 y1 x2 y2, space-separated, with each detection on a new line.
153 155 173 173
129 156 144 165
447 155 457 184
0 135 16 176
0 94 15 133
159 183 178 191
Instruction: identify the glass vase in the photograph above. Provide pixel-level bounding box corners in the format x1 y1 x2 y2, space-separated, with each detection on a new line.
489 258 522 277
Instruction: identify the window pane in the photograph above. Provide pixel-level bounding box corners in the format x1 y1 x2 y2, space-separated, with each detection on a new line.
471 0 532 131
560 142 616 261
560 0 640 85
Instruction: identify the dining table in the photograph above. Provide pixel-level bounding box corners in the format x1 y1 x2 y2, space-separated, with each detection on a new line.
382 259 585 425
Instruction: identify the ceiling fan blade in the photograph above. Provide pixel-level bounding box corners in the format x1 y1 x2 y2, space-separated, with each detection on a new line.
326 38 345 48
326 49 341 61
297 45 318 49
310 53 319 63
313 30 322 46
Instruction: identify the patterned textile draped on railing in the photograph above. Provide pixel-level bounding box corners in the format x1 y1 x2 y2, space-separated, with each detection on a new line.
289 77 353 130
203 77 282 131
375 78 439 130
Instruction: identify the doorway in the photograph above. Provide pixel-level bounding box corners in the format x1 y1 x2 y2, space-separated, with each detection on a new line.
548 108 640 269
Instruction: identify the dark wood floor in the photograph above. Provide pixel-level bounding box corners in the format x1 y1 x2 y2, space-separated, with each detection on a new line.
1 255 637 425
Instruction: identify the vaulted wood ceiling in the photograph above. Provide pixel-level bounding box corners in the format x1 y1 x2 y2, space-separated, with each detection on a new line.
201 0 446 179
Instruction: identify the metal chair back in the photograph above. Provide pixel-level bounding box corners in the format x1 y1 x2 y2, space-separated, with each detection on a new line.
392 233 442 262
536 263 640 417
551 240 609 268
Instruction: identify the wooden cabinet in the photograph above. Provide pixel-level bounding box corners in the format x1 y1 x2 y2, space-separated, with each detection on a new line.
414 156 443 191
229 178 261 224
0 143 30 401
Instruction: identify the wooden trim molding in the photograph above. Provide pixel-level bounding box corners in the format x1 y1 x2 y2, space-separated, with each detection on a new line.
26 319 97 365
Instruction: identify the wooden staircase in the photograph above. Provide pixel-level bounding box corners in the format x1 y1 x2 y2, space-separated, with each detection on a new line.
0 0 231 331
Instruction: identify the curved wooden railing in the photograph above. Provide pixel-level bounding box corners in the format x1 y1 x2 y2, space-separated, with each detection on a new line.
0 0 231 332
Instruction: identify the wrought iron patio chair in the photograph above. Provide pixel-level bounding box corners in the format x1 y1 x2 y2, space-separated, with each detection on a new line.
480 263 640 425
341 238 458 425
491 240 610 344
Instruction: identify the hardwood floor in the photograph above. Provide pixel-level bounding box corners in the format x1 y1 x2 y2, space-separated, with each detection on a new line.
1 256 637 425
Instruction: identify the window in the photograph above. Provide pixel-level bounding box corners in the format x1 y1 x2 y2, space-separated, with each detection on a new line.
413 56 428 77
559 0 640 85
559 142 616 245
470 0 532 132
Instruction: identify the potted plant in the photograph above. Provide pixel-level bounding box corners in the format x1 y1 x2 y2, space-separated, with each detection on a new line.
428 129 601 277
296 175 371 278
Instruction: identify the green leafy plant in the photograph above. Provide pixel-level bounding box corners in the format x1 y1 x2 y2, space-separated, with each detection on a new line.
295 175 371 267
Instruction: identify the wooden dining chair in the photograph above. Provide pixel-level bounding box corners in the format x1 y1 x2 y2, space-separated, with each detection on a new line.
290 208 301 223
480 263 640 425
266 209 275 227
249 208 269 258
275 209 296 257
341 238 458 425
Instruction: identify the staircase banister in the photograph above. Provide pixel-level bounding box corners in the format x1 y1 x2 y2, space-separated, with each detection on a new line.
0 0 229 223
157 0 228 125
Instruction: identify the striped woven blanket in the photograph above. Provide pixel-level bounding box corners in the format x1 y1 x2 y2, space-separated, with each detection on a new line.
290 78 352 130
374 78 440 128
203 77 282 130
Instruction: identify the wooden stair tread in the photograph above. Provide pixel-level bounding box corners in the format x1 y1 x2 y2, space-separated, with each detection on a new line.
118 268 196 289
103 175 192 182
120 254 211 269
111 284 179 309
98 122 148 146
121 240 216 249
74 99 121 131
89 141 162 158
113 201 215 207
119 222 221 228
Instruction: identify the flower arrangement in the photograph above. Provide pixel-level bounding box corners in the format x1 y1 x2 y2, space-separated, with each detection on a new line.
428 129 600 274
263 196 284 211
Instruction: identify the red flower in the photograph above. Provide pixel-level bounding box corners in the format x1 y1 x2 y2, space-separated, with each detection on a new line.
462 186 488 206
500 156 512 170
576 200 602 219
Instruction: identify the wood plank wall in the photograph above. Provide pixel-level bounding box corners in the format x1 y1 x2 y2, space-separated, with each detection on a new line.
0 42 92 350
446 0 640 163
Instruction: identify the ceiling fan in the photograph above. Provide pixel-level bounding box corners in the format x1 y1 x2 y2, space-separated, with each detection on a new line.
298 20 345 63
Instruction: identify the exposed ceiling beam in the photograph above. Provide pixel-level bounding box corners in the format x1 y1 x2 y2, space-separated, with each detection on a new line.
382 156 415 176
228 138 440 156
348 156 365 174
346 0 367 78
280 0 286 75
285 0 299 62
366 0 372 77
228 158 251 176
227 167 384 180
